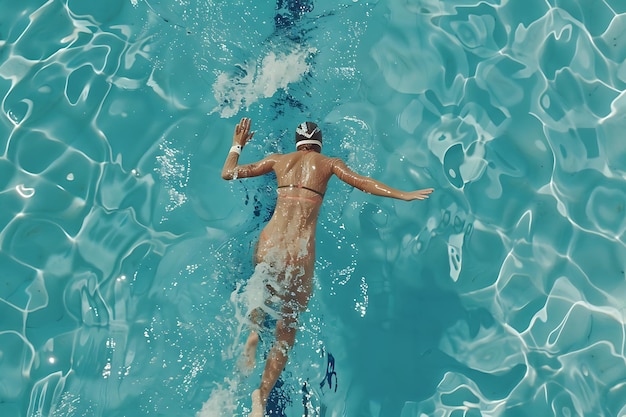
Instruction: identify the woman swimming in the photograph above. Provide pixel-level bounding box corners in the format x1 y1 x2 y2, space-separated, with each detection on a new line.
221 117 434 416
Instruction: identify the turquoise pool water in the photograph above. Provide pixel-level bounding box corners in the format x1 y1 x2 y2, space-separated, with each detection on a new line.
1 0 626 416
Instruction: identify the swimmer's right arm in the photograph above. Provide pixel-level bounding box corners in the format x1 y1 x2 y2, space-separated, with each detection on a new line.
331 159 434 201
222 117 277 180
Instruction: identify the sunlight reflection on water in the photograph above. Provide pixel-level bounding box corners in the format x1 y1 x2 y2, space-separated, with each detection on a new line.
0 0 625 416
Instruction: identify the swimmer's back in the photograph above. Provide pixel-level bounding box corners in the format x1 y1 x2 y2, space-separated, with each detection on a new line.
272 151 340 198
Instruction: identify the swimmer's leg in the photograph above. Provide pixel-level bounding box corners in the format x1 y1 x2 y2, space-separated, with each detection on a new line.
250 310 299 416
248 248 314 415
242 275 282 373
252 273 311 415
249 389 263 417
240 308 266 373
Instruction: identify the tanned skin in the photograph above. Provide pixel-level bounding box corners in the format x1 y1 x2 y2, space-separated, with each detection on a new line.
222 117 433 416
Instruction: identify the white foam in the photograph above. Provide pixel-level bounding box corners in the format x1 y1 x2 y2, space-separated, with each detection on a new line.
211 46 316 118
196 378 240 417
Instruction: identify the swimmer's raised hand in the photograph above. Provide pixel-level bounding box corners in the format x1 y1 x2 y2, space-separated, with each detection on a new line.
233 117 255 147
403 188 434 201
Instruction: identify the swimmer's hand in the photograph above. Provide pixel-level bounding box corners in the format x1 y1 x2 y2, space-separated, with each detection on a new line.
233 117 255 147
403 188 434 201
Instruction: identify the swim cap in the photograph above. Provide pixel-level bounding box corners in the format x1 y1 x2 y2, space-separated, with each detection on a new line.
295 122 322 149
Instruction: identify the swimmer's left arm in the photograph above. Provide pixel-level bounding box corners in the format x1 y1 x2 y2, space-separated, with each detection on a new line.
332 158 434 201
222 117 277 180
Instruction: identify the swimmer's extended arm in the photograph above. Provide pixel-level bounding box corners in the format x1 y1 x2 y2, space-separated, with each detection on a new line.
331 159 434 201
222 117 277 180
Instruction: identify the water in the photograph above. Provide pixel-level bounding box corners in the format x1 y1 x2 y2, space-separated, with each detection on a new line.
1 0 625 416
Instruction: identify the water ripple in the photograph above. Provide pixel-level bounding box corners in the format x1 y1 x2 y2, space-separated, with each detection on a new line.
1 0 626 416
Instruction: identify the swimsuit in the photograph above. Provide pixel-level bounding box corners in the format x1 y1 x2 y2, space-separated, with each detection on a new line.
277 184 324 198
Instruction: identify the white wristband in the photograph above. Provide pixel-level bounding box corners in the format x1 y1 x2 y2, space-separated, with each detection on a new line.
229 145 242 155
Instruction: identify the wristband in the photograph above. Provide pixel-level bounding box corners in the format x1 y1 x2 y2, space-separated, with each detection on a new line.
229 144 242 155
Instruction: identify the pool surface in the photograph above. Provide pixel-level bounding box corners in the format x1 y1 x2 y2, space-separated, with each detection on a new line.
1 0 626 416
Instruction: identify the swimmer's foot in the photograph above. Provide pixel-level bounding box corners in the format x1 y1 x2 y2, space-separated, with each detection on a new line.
248 389 264 417
238 331 259 376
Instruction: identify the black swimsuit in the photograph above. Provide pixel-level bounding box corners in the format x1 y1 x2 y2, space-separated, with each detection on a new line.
277 184 324 198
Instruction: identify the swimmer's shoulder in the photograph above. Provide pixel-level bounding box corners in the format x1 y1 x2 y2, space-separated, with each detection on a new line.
267 152 299 168
264 152 287 163
320 155 346 169
274 152 345 171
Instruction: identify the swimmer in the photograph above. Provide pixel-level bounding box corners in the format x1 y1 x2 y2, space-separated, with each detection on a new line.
221 117 434 417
